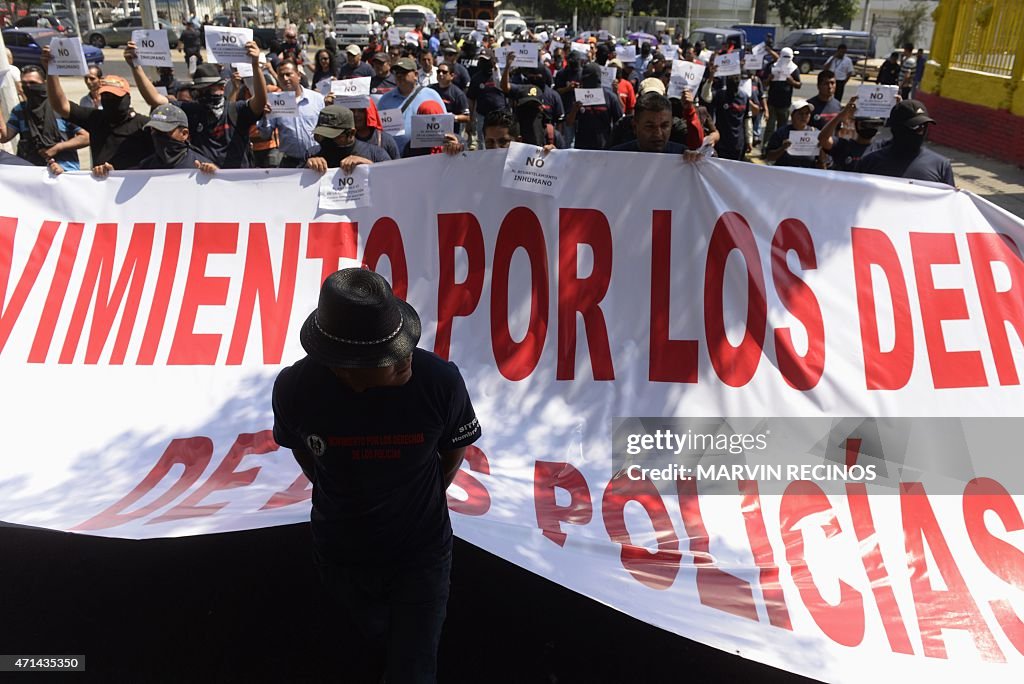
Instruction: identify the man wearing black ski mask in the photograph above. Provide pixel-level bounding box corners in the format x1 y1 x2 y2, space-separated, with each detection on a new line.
42 50 154 175
304 105 391 174
856 100 954 186
133 104 218 172
0 65 88 174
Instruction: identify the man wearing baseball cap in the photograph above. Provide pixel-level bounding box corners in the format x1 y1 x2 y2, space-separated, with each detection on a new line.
272 268 481 683
856 99 954 186
376 56 446 151
134 103 218 172
338 44 374 79
304 104 391 174
764 97 818 168
41 50 155 175
369 52 398 97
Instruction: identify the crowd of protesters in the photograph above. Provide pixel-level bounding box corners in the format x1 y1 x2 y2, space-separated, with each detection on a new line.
1 24 952 186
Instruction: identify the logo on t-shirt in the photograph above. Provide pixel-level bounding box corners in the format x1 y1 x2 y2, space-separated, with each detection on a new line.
307 434 326 457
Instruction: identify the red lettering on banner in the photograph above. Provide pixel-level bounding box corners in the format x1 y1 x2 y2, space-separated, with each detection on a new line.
677 479 759 621
534 460 593 546
29 223 84 363
771 219 825 390
967 233 1024 386
435 213 485 360
447 445 491 516
963 477 1024 656
704 212 767 387
649 210 698 383
226 223 300 365
557 209 614 381
490 207 548 381
0 218 59 355
260 473 313 510
910 233 987 388
737 480 792 629
306 221 358 285
603 472 680 590
168 223 239 365
846 483 914 654
71 437 213 531
901 482 1005 662
151 431 278 523
60 223 154 365
137 224 182 365
780 481 865 647
362 217 408 298
852 228 915 390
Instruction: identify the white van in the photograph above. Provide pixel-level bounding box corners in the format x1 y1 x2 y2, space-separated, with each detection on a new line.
391 4 437 34
339 1 390 25
494 15 527 41
335 2 387 46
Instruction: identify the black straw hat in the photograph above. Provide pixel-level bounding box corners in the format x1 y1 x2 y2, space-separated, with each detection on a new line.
300 269 421 368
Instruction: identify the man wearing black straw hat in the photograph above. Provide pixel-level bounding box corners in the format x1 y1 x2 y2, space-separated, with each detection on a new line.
272 268 481 683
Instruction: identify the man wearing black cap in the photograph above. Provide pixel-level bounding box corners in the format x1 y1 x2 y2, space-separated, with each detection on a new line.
304 104 391 173
567 61 623 150
272 268 481 683
369 52 398 96
430 62 471 139
133 103 218 171
856 100 954 187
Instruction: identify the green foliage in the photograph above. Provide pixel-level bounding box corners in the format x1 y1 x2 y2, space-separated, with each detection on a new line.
894 2 929 48
555 0 615 22
768 0 857 29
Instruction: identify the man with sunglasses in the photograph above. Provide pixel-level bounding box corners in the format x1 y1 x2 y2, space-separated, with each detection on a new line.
856 100 954 187
430 63 470 139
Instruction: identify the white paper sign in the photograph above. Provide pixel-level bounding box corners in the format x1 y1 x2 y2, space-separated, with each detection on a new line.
599 64 616 89
574 87 603 107
387 28 401 44
598 30 609 40
48 37 89 76
510 42 539 68
410 113 455 148
131 29 172 67
405 32 419 46
494 47 511 66
317 78 333 96
549 40 564 52
476 19 487 31
787 129 819 156
715 52 741 76
570 42 590 56
855 85 898 119
232 61 254 77
744 54 763 71
671 60 705 92
615 45 636 63
330 76 371 109
205 26 253 64
378 107 405 136
661 44 678 61
501 142 568 197
155 86 168 97
752 42 766 56
537 31 549 43
268 90 298 116
772 58 794 81
739 77 753 98
319 164 371 211
698 49 713 63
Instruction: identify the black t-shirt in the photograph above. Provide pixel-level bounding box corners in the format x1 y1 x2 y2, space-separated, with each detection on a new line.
508 83 565 124
828 138 870 172
178 100 258 169
856 142 955 187
573 87 623 151
318 138 392 167
430 83 470 134
272 348 482 565
712 89 749 152
807 95 842 129
767 66 799 108
448 62 472 91
67 102 154 170
355 128 400 160
370 72 397 96
609 139 687 154
467 72 507 117
766 123 818 168
337 62 374 79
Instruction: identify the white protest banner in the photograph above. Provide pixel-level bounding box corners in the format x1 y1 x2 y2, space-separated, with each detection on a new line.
671 60 705 93
856 85 899 118
661 44 678 61
205 26 253 64
599 65 616 89
318 164 371 210
2 155 1024 684
330 76 371 109
744 53 763 71
387 27 401 44
410 113 454 147
501 142 568 197
714 52 741 76
615 45 636 63
569 42 590 56
232 61 254 78
549 40 564 52
574 87 603 107
378 107 405 136
772 57 793 81
268 90 298 117
787 128 819 156
510 42 539 69
131 29 172 67
698 49 713 62
47 37 89 76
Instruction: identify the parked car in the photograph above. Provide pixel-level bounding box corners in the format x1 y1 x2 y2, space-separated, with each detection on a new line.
2 27 104 67
82 1 118 24
687 27 746 52
778 28 876 74
84 16 178 48
13 13 74 35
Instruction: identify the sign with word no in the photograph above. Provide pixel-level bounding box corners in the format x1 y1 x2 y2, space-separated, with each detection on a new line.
268 90 298 117
410 113 455 147
204 26 253 64
48 37 88 76
855 85 898 119
330 76 371 109
131 30 172 67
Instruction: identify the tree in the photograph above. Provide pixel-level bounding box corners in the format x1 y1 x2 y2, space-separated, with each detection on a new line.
894 2 929 48
768 0 857 29
755 0 771 24
555 0 615 25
